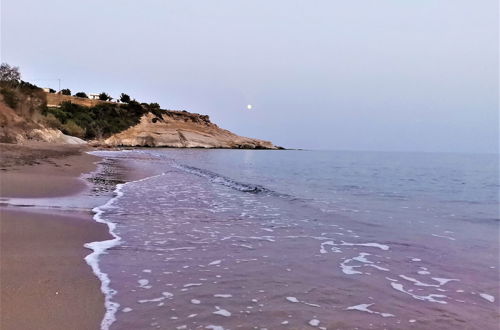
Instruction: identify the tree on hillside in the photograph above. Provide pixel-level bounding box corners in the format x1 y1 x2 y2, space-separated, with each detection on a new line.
119 93 131 103
0 63 21 84
49 88 56 93
75 92 88 98
99 92 111 101
61 88 71 95
149 102 161 110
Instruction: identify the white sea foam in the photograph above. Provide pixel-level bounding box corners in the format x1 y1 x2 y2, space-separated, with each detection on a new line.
138 292 173 304
340 241 389 250
191 299 201 304
417 268 431 275
340 253 375 275
209 260 222 266
184 283 202 287
320 241 342 254
346 303 394 317
214 294 232 298
206 326 224 330
221 235 275 242
479 293 495 303
213 306 231 317
431 234 456 241
303 302 321 308
308 319 321 326
432 278 458 286
352 253 373 264
284 296 319 307
138 279 150 288
341 260 362 275
84 171 166 330
390 282 447 304
399 275 439 287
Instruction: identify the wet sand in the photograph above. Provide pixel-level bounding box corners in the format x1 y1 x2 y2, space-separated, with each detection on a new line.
0 143 111 330
0 143 100 197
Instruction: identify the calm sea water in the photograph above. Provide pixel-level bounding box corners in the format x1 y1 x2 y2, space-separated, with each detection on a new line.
90 149 499 330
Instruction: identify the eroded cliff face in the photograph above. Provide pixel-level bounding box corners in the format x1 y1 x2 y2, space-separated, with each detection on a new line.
0 98 85 144
103 111 278 149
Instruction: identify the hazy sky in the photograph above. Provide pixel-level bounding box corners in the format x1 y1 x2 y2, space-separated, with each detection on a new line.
1 0 498 152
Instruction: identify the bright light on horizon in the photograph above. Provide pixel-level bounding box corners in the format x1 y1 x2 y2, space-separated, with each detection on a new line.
247 104 253 110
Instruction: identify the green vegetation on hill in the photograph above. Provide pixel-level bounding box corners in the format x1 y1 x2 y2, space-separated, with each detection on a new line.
74 92 88 98
44 101 151 139
0 62 165 141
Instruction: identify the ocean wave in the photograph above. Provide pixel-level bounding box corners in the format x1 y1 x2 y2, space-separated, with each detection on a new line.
174 164 274 194
84 171 166 330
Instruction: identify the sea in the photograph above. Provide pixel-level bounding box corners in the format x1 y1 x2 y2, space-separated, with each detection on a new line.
66 150 500 329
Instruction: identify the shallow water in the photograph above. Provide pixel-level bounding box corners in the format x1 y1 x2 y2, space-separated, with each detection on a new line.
89 149 499 330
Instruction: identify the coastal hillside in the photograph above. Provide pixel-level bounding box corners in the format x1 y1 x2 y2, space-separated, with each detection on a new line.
0 81 85 144
0 64 278 149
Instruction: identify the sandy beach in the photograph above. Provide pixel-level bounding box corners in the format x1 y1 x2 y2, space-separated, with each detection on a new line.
0 143 111 330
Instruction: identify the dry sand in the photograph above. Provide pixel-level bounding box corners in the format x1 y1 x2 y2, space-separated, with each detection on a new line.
0 143 111 330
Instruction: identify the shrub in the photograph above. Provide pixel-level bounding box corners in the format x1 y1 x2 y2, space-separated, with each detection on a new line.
75 92 88 98
60 88 71 95
142 102 163 120
0 88 18 108
18 80 40 91
149 102 160 110
45 100 148 140
119 93 131 103
61 120 86 138
44 113 62 129
49 88 56 93
99 92 111 101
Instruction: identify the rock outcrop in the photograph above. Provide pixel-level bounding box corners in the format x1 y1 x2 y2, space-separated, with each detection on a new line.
29 128 86 144
103 111 278 149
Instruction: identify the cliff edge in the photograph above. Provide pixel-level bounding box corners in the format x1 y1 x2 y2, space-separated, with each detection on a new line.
103 111 278 149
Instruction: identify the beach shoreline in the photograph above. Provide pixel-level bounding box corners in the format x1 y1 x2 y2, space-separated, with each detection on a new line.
0 143 112 330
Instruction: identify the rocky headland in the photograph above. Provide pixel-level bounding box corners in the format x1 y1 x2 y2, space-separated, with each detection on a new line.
0 72 279 149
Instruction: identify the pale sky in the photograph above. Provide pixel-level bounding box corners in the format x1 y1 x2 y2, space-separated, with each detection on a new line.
1 0 498 153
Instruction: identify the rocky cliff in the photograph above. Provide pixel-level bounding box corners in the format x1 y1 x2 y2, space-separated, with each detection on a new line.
103 111 278 149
